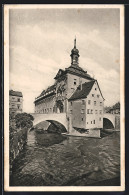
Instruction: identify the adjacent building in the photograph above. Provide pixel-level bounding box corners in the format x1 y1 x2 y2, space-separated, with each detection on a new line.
68 80 104 128
34 39 104 135
9 90 23 114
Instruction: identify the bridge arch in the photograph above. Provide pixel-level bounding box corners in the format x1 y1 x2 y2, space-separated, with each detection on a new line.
31 113 68 132
103 113 116 129
103 118 114 129
33 119 67 133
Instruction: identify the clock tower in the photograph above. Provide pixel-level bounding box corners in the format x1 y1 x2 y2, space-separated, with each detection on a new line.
70 38 80 66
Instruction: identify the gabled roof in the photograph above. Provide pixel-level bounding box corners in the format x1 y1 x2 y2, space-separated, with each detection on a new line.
54 65 94 80
54 69 65 79
68 80 95 101
9 90 23 97
69 80 105 101
65 65 93 80
95 80 105 100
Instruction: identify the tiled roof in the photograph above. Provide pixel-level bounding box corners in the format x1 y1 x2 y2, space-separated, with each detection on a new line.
9 90 23 97
65 65 93 80
37 84 56 98
68 81 95 101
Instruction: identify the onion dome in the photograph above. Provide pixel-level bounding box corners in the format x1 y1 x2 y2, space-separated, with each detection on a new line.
70 37 80 65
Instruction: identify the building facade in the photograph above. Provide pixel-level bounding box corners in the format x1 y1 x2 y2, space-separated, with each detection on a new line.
34 39 104 134
68 80 104 136
9 90 23 114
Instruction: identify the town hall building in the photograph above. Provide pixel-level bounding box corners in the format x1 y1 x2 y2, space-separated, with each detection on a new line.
34 39 104 136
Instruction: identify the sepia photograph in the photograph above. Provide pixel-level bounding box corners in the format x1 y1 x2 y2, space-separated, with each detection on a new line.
4 4 125 191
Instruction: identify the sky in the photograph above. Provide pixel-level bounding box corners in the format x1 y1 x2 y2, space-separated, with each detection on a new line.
9 7 120 113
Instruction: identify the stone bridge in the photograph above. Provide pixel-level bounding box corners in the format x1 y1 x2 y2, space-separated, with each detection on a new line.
31 113 68 130
30 113 120 131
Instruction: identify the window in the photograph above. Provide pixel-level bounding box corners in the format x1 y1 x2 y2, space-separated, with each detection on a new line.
17 105 20 109
87 122 88 124
94 101 96 106
95 110 97 114
71 88 75 92
81 109 84 114
93 120 95 124
88 100 91 105
17 98 20 102
97 95 100 98
82 100 85 105
70 102 72 106
74 81 76 85
99 118 101 121
92 94 94 97
95 88 97 90
100 110 102 114
100 102 102 106
91 121 92 124
91 109 93 114
87 109 90 114
70 110 72 114
82 118 83 121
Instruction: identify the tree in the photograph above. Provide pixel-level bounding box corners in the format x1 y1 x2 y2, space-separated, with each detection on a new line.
113 102 120 109
15 113 34 130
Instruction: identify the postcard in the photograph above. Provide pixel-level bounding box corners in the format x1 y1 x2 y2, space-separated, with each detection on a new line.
4 4 125 191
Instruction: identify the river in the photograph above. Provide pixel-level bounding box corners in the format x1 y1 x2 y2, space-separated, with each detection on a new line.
10 130 120 186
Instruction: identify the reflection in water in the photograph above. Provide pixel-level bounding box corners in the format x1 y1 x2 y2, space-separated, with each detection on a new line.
10 130 120 186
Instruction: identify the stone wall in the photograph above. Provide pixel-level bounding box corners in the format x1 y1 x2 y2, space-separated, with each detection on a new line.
10 128 28 174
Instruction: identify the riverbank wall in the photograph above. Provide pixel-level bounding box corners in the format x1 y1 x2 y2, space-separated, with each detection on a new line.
10 128 28 174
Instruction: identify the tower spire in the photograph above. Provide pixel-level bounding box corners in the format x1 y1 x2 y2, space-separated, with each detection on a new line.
74 36 76 48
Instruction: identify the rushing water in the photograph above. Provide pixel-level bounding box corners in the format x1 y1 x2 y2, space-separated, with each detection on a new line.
10 130 120 186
